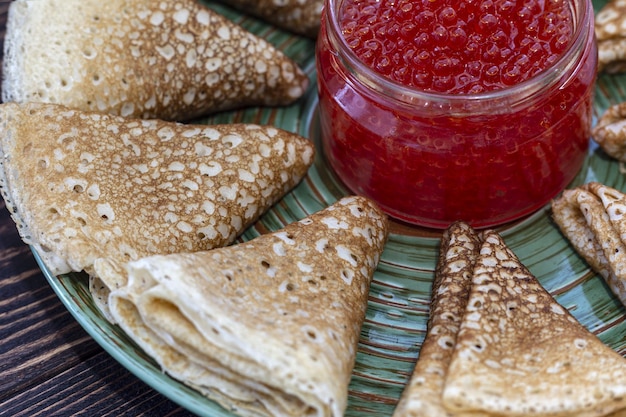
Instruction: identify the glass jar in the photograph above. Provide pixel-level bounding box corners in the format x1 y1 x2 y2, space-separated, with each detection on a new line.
316 0 597 229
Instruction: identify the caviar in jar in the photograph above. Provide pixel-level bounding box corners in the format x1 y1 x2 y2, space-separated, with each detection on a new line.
316 0 597 228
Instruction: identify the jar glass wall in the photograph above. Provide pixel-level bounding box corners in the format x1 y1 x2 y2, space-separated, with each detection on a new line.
316 0 597 229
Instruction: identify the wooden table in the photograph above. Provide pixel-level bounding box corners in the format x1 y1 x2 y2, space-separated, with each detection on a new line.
0 198 199 416
0 5 195 416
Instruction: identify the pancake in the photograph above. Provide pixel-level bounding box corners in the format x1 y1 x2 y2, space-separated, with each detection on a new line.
3 0 309 121
108 196 389 417
216 0 323 38
392 221 481 417
0 102 314 320
592 103 626 161
442 230 626 417
552 182 626 306
596 0 626 73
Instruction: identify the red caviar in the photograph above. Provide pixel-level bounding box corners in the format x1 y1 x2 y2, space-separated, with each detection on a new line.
340 0 574 94
316 0 597 228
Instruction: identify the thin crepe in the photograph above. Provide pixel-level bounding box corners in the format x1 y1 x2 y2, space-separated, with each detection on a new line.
552 182 626 305
596 0 626 73
109 196 389 417
216 0 323 38
0 102 314 319
591 103 626 161
392 222 481 417
442 229 626 417
3 0 309 121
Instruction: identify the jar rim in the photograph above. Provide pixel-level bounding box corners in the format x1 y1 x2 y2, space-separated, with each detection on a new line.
324 0 595 106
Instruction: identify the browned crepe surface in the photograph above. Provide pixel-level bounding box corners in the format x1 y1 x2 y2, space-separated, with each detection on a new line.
392 221 482 417
442 230 626 417
109 196 389 417
3 0 309 121
216 0 323 38
596 0 626 73
591 103 626 161
552 182 626 306
0 102 314 318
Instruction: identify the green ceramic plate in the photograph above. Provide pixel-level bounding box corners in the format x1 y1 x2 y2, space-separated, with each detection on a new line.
37 1 626 416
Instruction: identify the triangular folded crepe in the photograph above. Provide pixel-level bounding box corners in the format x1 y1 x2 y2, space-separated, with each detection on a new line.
108 196 389 417
595 0 626 73
0 102 314 319
216 0 323 38
552 182 626 305
3 0 309 121
442 229 626 417
392 222 481 417
591 103 626 161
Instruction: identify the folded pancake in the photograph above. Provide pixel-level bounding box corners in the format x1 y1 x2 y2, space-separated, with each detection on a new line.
108 196 389 417
592 103 626 161
552 183 626 306
216 0 323 38
442 230 626 417
0 102 314 320
596 0 626 73
392 222 481 417
3 0 309 121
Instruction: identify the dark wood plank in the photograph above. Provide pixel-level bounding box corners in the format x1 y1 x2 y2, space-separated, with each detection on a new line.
2 350 194 417
0 0 277 414
0 264 99 398
0 198 197 416
0 4 195 413
0 214 99 399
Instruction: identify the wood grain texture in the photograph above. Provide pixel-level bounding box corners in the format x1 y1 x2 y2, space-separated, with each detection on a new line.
0 2 196 416
0 203 198 417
